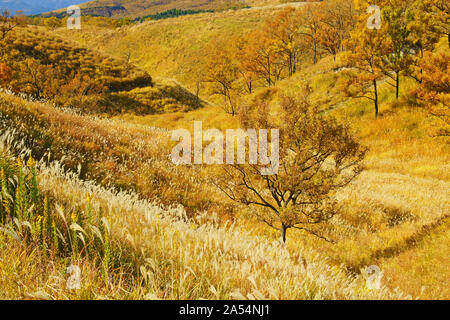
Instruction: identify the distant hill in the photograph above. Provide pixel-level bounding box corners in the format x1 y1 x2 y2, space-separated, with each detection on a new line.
0 0 86 15
42 4 127 18
44 0 250 18
1 26 204 114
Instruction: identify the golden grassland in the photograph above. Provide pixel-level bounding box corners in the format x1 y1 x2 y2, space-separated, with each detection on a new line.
378 220 450 300
0 57 448 298
107 41 449 299
0 146 409 299
0 5 448 300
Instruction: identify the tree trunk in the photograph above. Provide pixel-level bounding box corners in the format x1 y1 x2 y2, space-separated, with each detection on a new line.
373 79 378 117
395 71 399 99
292 54 294 76
280 225 287 244
195 82 200 106
313 39 317 64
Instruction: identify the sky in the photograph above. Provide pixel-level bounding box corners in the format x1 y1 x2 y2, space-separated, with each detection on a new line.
0 0 86 15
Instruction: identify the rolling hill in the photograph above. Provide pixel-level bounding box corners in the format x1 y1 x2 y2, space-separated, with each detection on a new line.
0 0 86 15
42 0 292 18
0 0 448 300
54 4 449 299
1 26 203 114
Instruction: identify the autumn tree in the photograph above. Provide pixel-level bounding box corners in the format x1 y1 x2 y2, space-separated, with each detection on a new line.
10 58 65 99
416 49 450 136
411 0 449 49
264 7 303 75
234 36 257 94
0 9 23 41
44 17 62 30
317 0 356 60
60 72 105 100
182 56 207 106
242 30 285 87
0 9 26 61
203 37 240 115
341 3 390 117
379 0 416 99
213 89 366 244
297 4 321 64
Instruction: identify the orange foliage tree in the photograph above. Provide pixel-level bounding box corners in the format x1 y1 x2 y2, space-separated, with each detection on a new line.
379 0 417 99
203 37 241 115
416 50 450 136
213 89 366 243
0 62 11 87
317 0 356 60
298 3 324 64
264 7 304 75
340 1 391 117
9 58 65 99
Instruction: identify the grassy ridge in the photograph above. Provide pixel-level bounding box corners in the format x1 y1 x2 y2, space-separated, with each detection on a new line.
2 27 204 114
47 0 259 18
54 6 280 94
0 90 222 215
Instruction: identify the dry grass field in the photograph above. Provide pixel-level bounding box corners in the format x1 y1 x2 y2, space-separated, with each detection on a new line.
0 0 448 300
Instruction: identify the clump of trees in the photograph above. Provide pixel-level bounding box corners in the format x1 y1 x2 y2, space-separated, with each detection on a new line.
203 1 357 115
341 0 449 117
203 0 448 118
415 49 449 136
135 8 214 22
43 16 63 30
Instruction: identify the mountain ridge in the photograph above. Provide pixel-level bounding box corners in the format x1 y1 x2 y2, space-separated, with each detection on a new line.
43 0 252 18
0 0 86 15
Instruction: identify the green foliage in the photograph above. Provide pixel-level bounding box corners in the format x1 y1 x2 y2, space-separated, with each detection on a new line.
135 8 215 22
0 152 117 273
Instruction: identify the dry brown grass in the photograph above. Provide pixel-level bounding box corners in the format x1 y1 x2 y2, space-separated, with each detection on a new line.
0 7 448 299
0 142 409 299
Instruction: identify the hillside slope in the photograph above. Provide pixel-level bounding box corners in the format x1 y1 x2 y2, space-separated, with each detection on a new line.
0 0 448 300
46 0 261 18
58 7 449 298
1 26 204 114
54 5 286 94
0 89 418 299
